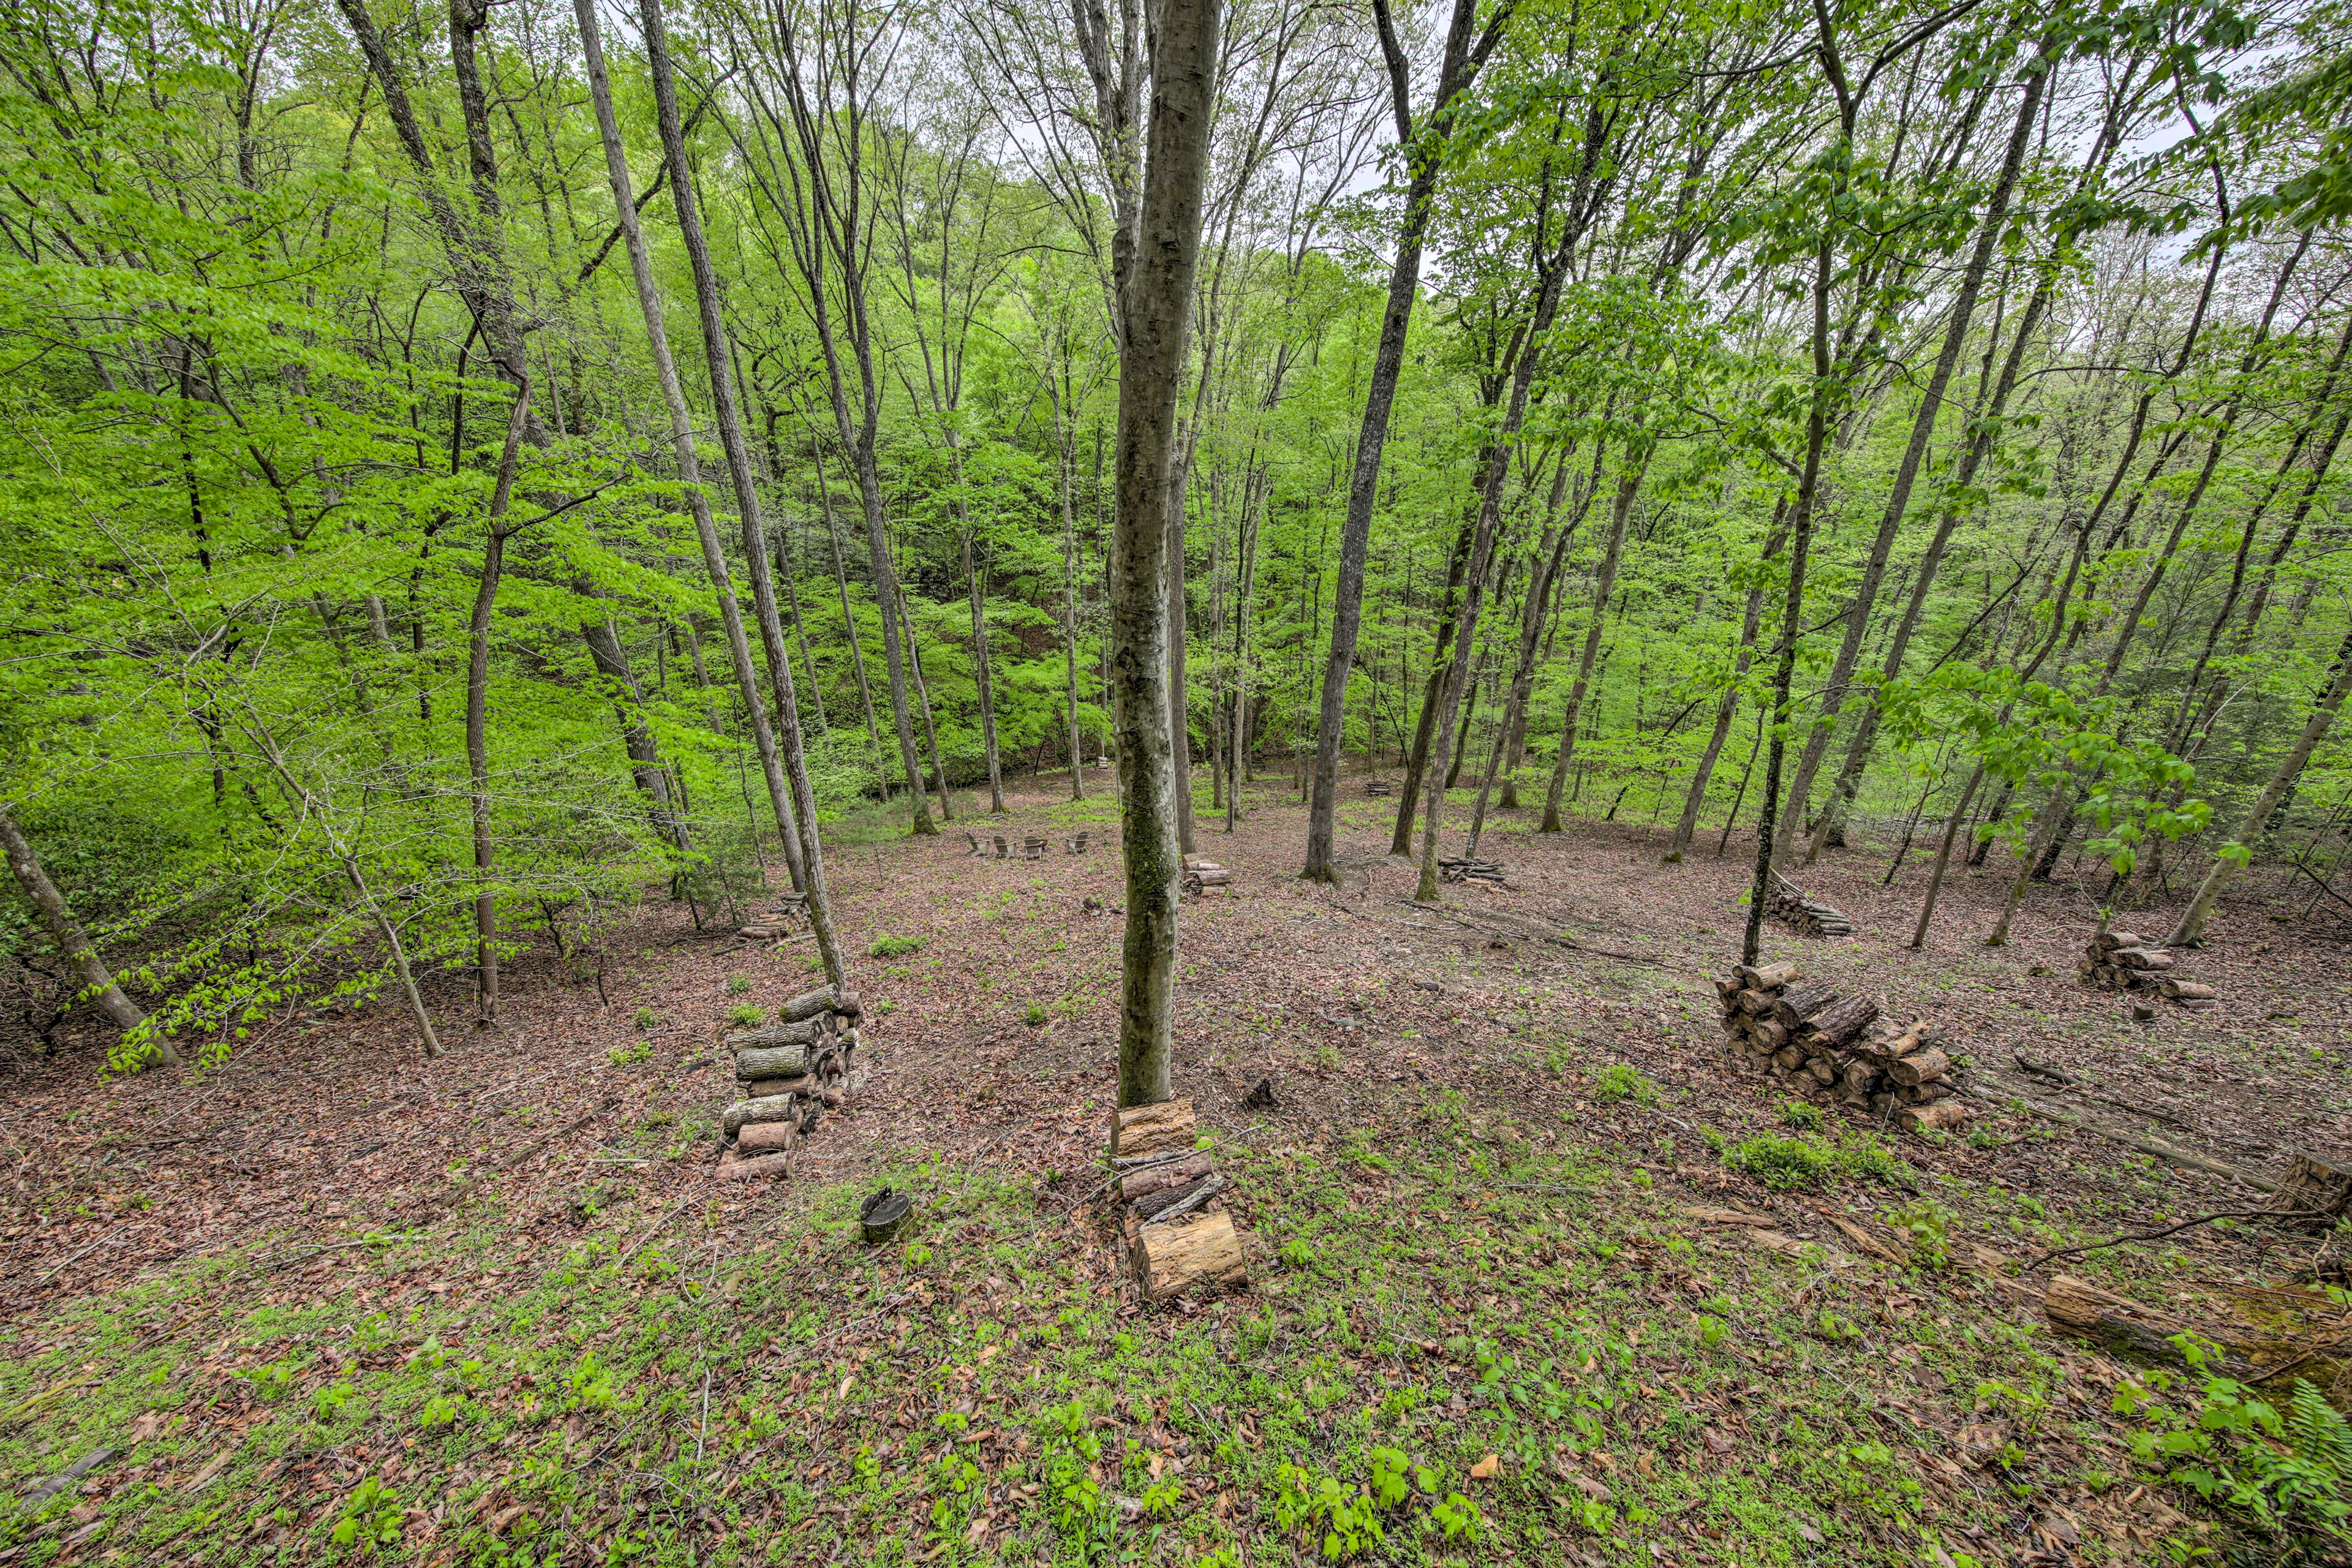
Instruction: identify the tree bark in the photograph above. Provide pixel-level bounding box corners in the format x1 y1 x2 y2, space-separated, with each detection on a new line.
1301 0 1508 883
463 384 532 1026
635 0 846 985
1109 0 1219 1107
0 804 163 1057
1541 464 1647 832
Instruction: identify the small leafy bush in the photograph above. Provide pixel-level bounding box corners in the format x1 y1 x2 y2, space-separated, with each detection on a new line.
725 973 752 995
606 1040 652 1066
330 1479 404 1553
726 1003 763 1028
869 935 924 957
1885 1197 1956 1270
1781 1100 1823 1131
1023 1001 1048 1027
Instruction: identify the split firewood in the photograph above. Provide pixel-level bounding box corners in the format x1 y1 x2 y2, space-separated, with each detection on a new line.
1109 1099 1197 1160
2109 947 2174 971
1133 1173 1226 1224
1735 962 1799 990
1804 996 1880 1050
1771 986 1841 1030
1120 1152 1213 1203
739 1074 813 1099
730 1018 824 1051
2160 980 2215 1001
1126 1212 1248 1301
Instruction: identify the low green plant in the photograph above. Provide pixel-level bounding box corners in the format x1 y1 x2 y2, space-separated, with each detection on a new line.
605 1039 652 1066
632 1006 658 1028
1885 1197 1957 1270
2116 1341 2352 1557
1592 1064 1655 1106
1781 1100 1823 1131
869 935 924 957
1023 1000 1048 1027
726 1003 763 1028
330 1479 404 1553
725 973 752 995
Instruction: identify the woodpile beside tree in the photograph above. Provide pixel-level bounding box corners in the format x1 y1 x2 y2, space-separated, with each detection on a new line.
715 984 862 1178
1182 859 1232 895
2078 930 2218 1012
738 891 809 941
1440 856 1506 887
1106 1098 1251 1301
1765 878 1853 937
1716 964 1969 1134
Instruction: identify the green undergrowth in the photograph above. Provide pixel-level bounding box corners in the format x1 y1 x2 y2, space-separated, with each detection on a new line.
0 1114 2205 1566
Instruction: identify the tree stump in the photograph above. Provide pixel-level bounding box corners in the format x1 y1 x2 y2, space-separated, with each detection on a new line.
2276 1152 2352 1232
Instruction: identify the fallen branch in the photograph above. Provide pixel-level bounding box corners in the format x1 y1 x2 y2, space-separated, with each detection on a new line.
2018 1208 2323 1272
1958 1071 2277 1192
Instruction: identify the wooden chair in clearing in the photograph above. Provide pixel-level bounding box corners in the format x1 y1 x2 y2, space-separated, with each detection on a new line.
1022 836 1046 860
1064 831 1090 854
991 835 1009 859
962 831 984 856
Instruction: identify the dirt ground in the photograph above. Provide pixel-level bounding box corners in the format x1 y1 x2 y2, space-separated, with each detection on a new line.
5 766 2342 1305
2 770 2347 1567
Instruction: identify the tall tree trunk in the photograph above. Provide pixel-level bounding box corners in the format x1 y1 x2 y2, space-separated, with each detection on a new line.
635 0 845 983
1541 465 1647 832
962 518 1005 813
1669 501 1787 859
1771 59 2046 870
899 580 954 818
1167 461 1196 851
1388 514 1476 853
1059 432 1086 799
1302 0 1506 883
814 440 886 792
463 387 532 1026
0 804 164 1058
2170 626 2352 946
1109 0 1219 1107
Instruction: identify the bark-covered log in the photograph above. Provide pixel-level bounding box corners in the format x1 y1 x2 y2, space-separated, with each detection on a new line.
777 986 839 1022
1895 1099 1970 1133
1771 985 1840 1030
730 1019 823 1051
1804 995 1880 1050
833 990 862 1019
1755 1020 1789 1052
1126 1211 1248 1301
2091 931 2145 952
1111 1099 1197 1159
2108 947 2174 971
1773 1045 1806 1072
715 1150 794 1181
2043 1273 2205 1362
1735 962 1799 990
1120 1152 1213 1202
1888 1049 1950 1088
740 1073 813 1098
1131 1174 1216 1221
737 1044 814 1081
2160 979 2216 1000
723 1096 807 1137
735 1120 799 1156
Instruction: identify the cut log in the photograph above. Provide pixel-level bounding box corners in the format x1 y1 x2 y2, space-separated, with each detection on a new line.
1805 1058 1837 1085
1773 1046 1806 1072
2108 947 2174 971
777 986 840 1022
739 1074 815 1099
1120 1152 1213 1203
1131 1174 1217 1221
736 1044 814 1082
2275 1152 2352 1232
1109 1099 1197 1160
1805 996 1880 1050
1754 1020 1789 1052
833 990 862 1019
1735 962 1800 990
1887 1049 1950 1088
714 1150 794 1182
1770 986 1841 1030
1895 1100 1971 1134
734 1120 799 1156
2091 930 2144 952
2160 980 2215 1001
1126 1212 1249 1301
722 1096 807 1137
729 1019 824 1050
2045 1273 2199 1362
1738 988 1777 1016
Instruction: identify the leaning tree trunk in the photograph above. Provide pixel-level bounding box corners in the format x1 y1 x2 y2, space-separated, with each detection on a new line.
1109 0 1219 1107
635 0 846 985
962 514 1006 813
1389 514 1476 854
0 803 164 1060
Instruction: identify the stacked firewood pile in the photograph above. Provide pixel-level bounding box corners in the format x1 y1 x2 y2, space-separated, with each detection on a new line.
1109 1098 1250 1302
1440 856 1507 887
1182 858 1232 895
1365 778 1393 797
737 889 808 940
1717 963 1969 1133
715 984 862 1180
2078 930 2218 1013
1765 880 1853 937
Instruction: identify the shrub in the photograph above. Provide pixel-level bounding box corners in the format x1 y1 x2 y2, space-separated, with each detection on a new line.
869 935 924 958
726 1003 763 1028
1592 1064 1654 1106
1023 1001 1048 1027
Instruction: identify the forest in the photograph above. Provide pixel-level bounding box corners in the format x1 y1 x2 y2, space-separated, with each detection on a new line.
3 0 2352 1561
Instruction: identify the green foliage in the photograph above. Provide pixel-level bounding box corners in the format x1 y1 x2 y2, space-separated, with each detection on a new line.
726 1003 764 1028
1713 1128 1909 1193
1592 1065 1655 1106
1885 1198 1958 1270
869 935 924 958
2117 1343 2352 1556
328 1479 403 1554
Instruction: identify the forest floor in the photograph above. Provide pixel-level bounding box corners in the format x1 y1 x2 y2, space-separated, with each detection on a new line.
1 767 2347 1567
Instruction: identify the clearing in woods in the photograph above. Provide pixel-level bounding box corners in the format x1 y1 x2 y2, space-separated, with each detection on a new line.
1 775 2346 1566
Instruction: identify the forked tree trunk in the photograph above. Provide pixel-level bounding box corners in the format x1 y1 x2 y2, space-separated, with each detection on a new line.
1109 0 1220 1107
